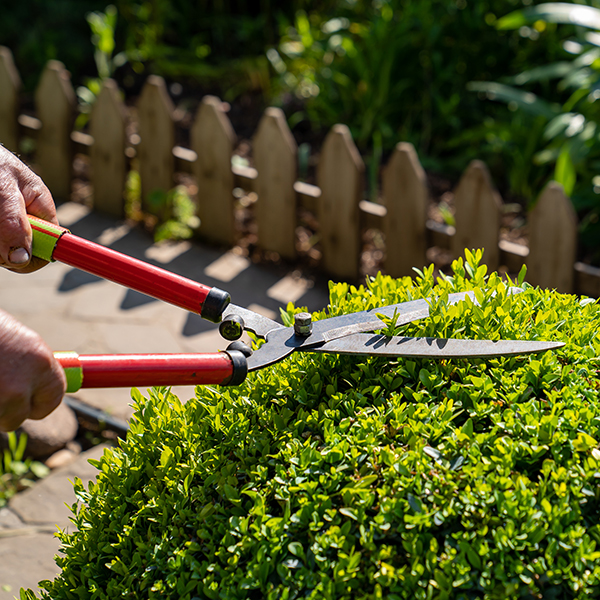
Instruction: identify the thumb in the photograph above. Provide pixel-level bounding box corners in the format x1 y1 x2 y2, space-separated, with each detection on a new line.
0 190 32 268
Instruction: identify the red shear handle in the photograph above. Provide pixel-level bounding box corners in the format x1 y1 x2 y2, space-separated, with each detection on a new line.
55 350 247 392
29 216 230 323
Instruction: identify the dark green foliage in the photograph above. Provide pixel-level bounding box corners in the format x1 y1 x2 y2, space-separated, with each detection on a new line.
31 251 600 599
0 432 49 507
1 0 330 92
470 1 600 262
0 0 109 90
2 0 580 202
267 1 567 173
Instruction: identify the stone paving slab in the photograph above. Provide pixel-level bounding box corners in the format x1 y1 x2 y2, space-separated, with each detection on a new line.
0 444 107 599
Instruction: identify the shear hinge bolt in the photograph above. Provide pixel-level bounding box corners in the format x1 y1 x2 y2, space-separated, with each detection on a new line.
294 312 312 336
219 314 245 341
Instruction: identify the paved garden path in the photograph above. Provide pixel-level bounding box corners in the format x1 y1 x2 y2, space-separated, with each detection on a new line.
0 202 330 597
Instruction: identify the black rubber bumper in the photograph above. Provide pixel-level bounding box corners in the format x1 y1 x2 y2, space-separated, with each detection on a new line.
201 287 231 323
222 349 248 386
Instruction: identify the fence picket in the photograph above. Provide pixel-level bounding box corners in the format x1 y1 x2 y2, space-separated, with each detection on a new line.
382 142 427 277
317 124 363 280
34 61 76 200
191 96 236 246
0 47 21 152
527 181 577 293
254 107 297 260
451 160 501 269
137 75 174 214
90 79 127 217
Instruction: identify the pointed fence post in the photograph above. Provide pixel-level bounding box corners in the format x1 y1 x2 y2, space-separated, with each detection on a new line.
527 181 577 292
317 124 363 280
90 79 127 217
382 142 428 277
191 96 236 246
35 60 76 201
0 47 21 152
137 75 174 214
452 160 501 270
254 107 297 260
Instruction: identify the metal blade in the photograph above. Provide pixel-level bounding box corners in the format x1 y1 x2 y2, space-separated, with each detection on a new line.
320 291 474 342
319 287 524 343
222 303 282 338
244 287 528 370
228 294 476 371
307 334 564 359
226 288 524 342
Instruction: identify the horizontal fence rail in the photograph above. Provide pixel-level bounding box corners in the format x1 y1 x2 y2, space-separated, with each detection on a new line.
1 47 598 295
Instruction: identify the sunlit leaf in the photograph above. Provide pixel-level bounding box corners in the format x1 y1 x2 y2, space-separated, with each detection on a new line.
554 146 577 196
498 3 600 31
467 81 559 119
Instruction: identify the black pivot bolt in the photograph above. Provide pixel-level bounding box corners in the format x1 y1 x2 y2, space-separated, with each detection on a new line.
294 312 312 336
219 314 245 340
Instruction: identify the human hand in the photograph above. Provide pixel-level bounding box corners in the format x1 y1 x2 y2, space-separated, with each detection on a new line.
0 310 66 431
0 145 59 273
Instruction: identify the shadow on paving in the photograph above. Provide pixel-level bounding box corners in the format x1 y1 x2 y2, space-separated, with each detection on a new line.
55 204 332 333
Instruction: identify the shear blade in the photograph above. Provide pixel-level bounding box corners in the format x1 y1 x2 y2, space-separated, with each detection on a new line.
308 334 565 359
222 303 281 338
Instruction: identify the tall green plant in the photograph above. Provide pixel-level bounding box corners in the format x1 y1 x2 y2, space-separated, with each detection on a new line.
267 0 563 172
76 4 127 126
0 433 49 506
470 2 600 259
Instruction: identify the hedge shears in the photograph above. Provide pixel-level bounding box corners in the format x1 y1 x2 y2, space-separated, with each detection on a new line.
29 216 564 393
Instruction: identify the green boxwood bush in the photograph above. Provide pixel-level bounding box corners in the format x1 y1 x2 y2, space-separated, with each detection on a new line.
28 251 600 599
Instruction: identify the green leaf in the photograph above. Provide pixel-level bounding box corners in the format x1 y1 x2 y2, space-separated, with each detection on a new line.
339 507 359 520
288 541 305 560
461 418 474 437
459 541 482 570
573 432 597 452
554 146 576 196
517 264 528 287
505 62 574 86
498 3 600 31
160 446 174 469
407 493 424 514
467 82 558 120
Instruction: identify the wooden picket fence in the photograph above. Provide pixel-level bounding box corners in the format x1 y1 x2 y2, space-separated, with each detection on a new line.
2 48 600 295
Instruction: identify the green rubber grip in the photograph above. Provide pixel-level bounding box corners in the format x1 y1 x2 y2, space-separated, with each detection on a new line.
54 352 83 393
28 216 69 262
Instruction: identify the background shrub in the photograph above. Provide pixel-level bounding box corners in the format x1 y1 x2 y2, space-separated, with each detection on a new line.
1 0 585 201
29 252 600 599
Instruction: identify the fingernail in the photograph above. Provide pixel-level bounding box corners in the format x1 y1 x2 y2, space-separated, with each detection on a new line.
8 247 31 265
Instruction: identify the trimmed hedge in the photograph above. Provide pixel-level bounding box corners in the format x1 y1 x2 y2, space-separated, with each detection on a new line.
28 251 600 599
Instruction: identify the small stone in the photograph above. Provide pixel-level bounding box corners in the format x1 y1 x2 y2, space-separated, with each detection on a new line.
45 448 78 470
66 440 82 455
0 402 78 459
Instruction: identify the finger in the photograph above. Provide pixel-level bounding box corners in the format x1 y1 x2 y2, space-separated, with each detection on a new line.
0 387 31 432
3 258 49 275
28 357 66 421
0 189 32 268
0 149 57 272
19 169 59 225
